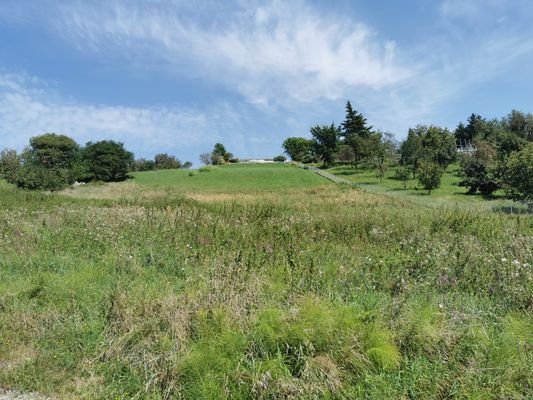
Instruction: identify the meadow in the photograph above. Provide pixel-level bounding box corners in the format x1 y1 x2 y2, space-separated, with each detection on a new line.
0 164 532 399
327 163 524 212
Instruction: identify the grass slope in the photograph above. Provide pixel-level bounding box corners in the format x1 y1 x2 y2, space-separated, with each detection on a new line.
133 163 329 192
0 165 532 399
328 164 522 211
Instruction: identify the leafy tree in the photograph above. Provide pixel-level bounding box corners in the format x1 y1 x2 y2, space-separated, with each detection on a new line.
421 125 457 169
394 166 410 190
182 161 193 169
11 133 81 190
154 153 181 169
459 140 499 196
282 137 314 162
501 143 533 208
400 127 424 178
273 155 286 162
417 160 443 194
28 133 80 169
81 140 133 182
373 132 395 182
0 149 20 182
336 144 355 164
199 153 211 165
310 124 339 166
134 158 155 171
504 110 533 141
210 143 232 164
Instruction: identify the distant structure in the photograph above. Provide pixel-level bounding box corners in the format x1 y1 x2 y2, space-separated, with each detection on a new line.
457 139 475 154
241 159 276 163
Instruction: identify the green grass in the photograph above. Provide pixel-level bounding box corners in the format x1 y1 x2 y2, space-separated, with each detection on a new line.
0 165 532 399
132 163 329 193
328 163 524 211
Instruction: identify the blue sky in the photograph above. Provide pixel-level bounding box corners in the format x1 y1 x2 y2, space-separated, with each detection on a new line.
1 0 532 164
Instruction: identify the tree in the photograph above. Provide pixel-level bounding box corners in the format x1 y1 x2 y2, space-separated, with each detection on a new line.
199 153 211 165
373 132 395 182
182 161 193 169
417 160 443 194
310 124 339 166
340 101 374 167
81 140 133 182
501 143 533 209
282 137 314 162
394 166 410 190
336 144 355 164
154 153 181 169
455 113 489 143
0 149 20 182
400 127 424 178
28 133 80 169
12 133 81 191
210 143 232 164
273 155 286 162
459 140 499 196
134 159 155 171
421 126 457 169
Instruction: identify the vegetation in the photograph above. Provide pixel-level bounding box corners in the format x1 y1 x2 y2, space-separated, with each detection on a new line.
417 160 443 194
81 140 134 182
282 137 314 162
0 163 531 399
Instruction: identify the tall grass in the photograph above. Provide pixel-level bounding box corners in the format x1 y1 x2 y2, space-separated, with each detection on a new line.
0 179 531 399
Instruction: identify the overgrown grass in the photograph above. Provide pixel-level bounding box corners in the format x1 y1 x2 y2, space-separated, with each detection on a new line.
0 167 532 399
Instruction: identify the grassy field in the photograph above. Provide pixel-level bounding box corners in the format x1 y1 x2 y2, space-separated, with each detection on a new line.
0 165 532 399
328 163 523 211
133 163 329 192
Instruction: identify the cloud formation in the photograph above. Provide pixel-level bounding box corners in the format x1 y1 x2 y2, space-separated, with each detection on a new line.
0 73 220 157
14 0 413 105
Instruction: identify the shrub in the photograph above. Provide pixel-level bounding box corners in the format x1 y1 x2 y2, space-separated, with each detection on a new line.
273 155 286 163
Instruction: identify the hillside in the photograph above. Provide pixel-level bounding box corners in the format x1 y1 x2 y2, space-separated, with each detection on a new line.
0 164 532 399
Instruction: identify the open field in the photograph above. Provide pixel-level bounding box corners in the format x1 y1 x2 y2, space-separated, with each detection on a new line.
327 163 525 212
0 165 532 399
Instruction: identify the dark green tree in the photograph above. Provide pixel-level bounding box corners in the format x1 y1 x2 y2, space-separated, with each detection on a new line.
340 101 374 167
282 137 314 162
394 166 410 190
310 124 339 167
81 140 134 182
455 114 489 143
210 143 232 164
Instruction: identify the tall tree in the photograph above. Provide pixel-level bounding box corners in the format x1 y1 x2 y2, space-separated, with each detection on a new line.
422 125 457 169
400 126 424 178
340 101 374 168
310 124 339 166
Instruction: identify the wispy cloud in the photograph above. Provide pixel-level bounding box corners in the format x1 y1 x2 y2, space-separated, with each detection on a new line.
3 0 413 106
0 73 223 157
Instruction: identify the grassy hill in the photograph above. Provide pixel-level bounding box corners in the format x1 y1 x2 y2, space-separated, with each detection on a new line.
0 164 532 399
328 163 525 212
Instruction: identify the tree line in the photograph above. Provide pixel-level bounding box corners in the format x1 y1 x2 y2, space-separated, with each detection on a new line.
0 133 192 191
282 102 533 207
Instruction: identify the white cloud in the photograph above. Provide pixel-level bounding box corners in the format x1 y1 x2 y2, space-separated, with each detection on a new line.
21 0 413 105
0 73 219 156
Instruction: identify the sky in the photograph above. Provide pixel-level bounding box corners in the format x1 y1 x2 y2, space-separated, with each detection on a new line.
1 0 532 164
